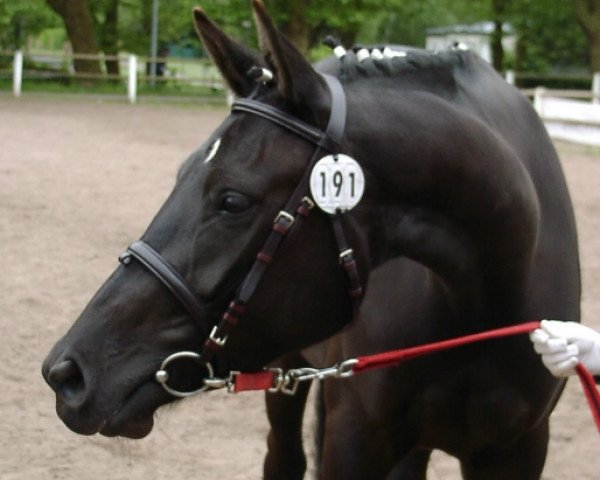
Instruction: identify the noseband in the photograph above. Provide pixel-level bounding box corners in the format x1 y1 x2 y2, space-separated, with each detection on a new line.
119 74 362 397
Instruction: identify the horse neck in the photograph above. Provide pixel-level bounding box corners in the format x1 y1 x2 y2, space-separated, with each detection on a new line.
346 88 540 323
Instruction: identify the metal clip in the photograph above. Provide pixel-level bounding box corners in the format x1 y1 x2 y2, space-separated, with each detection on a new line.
335 358 358 378
202 371 240 393
275 361 359 395
209 325 228 347
203 375 232 391
267 368 285 393
280 373 302 396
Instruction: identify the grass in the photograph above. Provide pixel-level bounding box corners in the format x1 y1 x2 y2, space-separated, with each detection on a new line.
555 139 600 158
0 75 227 104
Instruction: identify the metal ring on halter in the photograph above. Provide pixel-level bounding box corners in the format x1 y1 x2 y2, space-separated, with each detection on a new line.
155 351 214 398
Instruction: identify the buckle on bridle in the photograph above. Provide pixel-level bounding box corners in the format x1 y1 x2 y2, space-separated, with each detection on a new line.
300 196 315 209
209 325 228 347
339 248 354 264
273 210 295 235
274 210 295 225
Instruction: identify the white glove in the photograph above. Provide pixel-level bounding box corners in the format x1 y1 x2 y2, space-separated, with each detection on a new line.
530 320 600 377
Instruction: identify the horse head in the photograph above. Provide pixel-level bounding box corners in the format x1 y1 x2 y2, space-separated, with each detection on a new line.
42 1 367 439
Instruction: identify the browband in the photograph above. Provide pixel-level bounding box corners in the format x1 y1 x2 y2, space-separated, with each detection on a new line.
232 74 346 150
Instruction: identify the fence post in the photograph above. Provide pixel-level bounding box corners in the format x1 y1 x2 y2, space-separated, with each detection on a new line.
128 55 137 104
13 50 23 98
593 72 600 105
505 70 515 86
533 87 546 117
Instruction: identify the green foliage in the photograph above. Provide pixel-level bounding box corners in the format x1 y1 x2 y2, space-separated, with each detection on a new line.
126 0 203 55
357 0 491 47
510 0 588 72
5 0 594 74
0 0 60 50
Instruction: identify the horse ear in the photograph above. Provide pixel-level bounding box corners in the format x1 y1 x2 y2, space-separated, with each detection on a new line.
193 7 261 97
251 0 329 118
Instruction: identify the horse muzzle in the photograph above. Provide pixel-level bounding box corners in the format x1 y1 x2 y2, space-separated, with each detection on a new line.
42 353 107 435
42 347 165 438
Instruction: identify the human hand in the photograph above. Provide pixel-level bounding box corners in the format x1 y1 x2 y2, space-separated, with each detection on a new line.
530 320 600 377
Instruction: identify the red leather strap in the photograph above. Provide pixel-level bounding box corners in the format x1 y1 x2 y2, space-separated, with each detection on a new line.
233 371 276 393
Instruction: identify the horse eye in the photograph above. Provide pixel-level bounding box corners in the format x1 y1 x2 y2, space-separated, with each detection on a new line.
219 192 252 214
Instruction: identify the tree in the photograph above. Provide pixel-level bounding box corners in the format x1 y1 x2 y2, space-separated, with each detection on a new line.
199 0 399 54
509 0 588 73
571 0 600 71
45 0 101 74
491 0 511 71
360 0 490 47
96 0 120 75
0 0 59 50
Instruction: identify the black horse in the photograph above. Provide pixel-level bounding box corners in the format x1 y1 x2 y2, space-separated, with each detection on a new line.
43 2 580 479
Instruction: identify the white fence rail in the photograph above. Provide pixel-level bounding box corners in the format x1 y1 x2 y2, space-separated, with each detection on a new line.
12 50 22 97
509 70 600 147
533 90 600 147
4 50 600 146
2 49 225 103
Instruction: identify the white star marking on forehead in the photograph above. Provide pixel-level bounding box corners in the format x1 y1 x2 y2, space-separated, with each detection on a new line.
204 138 221 164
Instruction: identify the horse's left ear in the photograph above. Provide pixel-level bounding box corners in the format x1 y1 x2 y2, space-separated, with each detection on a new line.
193 7 261 97
252 0 329 121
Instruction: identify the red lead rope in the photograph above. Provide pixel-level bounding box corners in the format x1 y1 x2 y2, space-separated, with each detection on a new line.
353 320 600 433
576 363 600 432
234 321 600 433
352 321 542 372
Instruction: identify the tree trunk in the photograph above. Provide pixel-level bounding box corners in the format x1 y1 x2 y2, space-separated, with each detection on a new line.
572 0 600 72
491 0 507 72
591 37 600 73
46 0 102 75
99 0 120 76
280 1 311 54
491 19 504 71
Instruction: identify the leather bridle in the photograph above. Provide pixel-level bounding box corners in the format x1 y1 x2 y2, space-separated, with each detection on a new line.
118 74 362 397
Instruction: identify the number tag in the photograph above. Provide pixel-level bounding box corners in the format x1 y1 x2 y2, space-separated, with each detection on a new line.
309 154 365 214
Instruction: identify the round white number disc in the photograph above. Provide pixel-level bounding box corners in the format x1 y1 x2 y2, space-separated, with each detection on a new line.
309 154 365 214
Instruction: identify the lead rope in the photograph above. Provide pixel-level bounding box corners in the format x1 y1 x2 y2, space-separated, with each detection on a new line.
211 320 600 435
576 363 600 431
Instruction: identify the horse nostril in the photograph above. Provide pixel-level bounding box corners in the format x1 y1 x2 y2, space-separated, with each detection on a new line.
47 359 86 403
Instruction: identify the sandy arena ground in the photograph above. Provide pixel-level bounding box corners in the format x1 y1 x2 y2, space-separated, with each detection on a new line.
0 95 599 479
